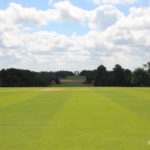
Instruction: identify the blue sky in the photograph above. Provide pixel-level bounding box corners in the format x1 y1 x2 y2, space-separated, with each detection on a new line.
0 0 150 71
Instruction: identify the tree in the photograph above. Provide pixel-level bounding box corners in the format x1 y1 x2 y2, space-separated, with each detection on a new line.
55 71 74 78
6 75 23 87
112 64 126 86
94 65 107 86
0 68 60 87
124 69 132 86
143 62 150 73
80 70 95 84
133 68 149 86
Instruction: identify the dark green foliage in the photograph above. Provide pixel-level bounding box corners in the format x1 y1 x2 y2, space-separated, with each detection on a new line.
82 62 150 87
133 68 149 86
112 64 126 86
143 62 150 73
124 69 132 86
94 65 107 86
80 70 95 84
0 68 60 87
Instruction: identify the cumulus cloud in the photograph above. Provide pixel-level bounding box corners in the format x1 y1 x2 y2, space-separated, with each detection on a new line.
0 3 52 26
89 5 124 30
0 1 123 31
117 7 150 30
89 0 137 5
0 0 123 30
0 1 88 27
0 1 150 71
54 0 89 22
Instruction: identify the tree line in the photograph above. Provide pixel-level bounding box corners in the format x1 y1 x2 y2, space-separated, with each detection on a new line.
0 68 73 87
80 62 150 86
0 62 150 87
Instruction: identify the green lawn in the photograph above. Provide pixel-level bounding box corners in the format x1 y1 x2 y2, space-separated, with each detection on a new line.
0 87 150 150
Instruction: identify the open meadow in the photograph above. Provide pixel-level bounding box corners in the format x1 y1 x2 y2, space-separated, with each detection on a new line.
0 87 150 150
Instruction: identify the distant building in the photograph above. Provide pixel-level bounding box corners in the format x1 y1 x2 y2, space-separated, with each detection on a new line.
74 71 79 76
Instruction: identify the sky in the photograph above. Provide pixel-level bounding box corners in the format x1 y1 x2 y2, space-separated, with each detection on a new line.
0 0 150 71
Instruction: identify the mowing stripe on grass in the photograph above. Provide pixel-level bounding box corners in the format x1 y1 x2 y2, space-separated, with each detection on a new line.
0 88 150 150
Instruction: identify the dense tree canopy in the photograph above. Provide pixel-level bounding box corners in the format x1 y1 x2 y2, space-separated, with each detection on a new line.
80 70 95 84
94 65 107 86
133 68 150 86
0 68 61 87
83 62 150 87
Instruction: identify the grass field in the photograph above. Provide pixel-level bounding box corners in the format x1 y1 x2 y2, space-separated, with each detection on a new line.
0 87 150 150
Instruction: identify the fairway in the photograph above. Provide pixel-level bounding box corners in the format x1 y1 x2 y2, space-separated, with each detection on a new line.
0 87 150 150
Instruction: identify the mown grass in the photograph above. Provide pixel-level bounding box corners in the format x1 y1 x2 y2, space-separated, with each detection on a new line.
0 87 150 150
50 82 92 87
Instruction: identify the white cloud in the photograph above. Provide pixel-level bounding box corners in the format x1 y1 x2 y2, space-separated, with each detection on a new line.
89 0 137 5
0 3 52 26
0 1 150 71
0 2 124 31
89 5 124 30
117 7 150 30
0 1 88 27
48 0 53 4
54 0 89 22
